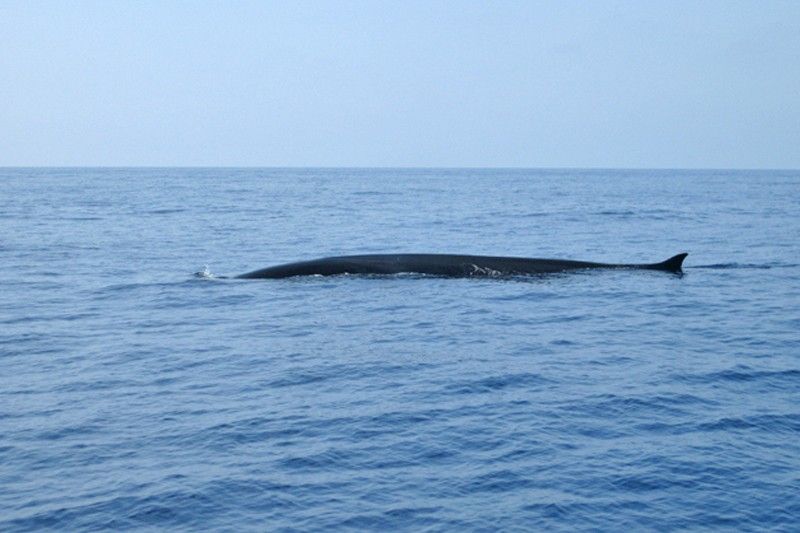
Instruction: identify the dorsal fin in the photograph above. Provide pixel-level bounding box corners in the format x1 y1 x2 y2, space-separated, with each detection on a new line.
652 253 688 272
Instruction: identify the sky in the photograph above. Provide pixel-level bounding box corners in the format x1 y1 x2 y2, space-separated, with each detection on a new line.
0 0 798 168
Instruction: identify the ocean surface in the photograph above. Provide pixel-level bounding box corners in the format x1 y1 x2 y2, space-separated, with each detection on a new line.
1 168 799 531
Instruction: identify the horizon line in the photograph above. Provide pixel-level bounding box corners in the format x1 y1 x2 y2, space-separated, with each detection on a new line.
1 165 798 172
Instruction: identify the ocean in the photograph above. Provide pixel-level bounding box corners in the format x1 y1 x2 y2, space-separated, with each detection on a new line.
1 168 798 531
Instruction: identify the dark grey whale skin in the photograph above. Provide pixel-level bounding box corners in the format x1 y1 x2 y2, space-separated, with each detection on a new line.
236 253 688 279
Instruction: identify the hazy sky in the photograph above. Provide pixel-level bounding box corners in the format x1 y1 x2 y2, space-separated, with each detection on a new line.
1 1 798 167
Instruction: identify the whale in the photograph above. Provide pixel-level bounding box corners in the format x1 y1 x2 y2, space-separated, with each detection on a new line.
235 252 688 279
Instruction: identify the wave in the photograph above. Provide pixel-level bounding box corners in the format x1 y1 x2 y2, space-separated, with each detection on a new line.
673 366 800 387
689 262 798 270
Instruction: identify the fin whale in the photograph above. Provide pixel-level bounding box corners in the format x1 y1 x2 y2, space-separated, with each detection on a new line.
236 253 687 279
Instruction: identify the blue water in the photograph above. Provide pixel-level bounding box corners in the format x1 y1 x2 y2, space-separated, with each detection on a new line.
1 168 799 531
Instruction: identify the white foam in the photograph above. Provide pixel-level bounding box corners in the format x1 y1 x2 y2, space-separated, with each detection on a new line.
193 265 214 279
